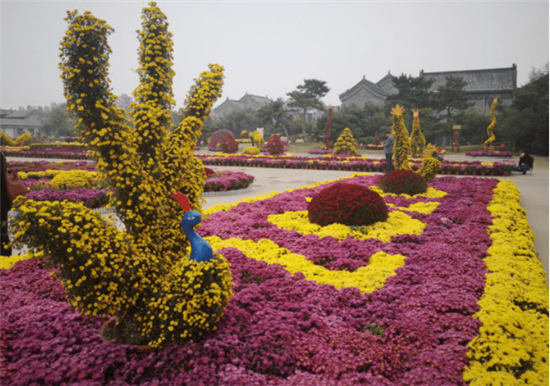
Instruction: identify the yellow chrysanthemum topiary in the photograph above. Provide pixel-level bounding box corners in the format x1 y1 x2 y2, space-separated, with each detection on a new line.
0 131 16 146
13 2 233 348
409 108 426 157
49 170 99 189
15 132 33 146
484 98 498 151
333 128 359 155
249 131 264 150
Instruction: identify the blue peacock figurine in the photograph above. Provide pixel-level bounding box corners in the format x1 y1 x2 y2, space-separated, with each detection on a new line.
172 192 213 262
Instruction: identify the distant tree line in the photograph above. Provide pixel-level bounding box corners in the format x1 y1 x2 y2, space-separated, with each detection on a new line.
9 65 548 155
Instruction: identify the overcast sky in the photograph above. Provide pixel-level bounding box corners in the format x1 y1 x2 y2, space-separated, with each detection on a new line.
1 0 548 111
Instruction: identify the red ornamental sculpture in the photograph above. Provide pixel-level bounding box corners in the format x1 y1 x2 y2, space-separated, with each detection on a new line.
323 105 333 149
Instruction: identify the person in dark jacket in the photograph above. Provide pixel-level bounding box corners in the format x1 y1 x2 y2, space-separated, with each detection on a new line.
383 131 394 173
514 150 534 174
1 151 12 256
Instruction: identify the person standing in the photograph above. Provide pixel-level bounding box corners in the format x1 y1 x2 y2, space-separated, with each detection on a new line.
1 151 12 256
383 131 394 173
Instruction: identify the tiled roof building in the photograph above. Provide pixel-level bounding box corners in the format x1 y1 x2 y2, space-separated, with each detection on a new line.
212 93 272 120
340 64 517 114
0 109 43 137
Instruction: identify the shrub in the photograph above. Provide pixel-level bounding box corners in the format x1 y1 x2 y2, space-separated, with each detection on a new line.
267 134 284 155
379 170 427 195
209 130 233 151
243 146 260 155
220 134 238 153
308 183 388 227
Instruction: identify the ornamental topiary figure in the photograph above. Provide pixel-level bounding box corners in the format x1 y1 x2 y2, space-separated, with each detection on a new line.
267 133 285 155
390 105 440 182
333 128 359 155
484 98 498 151
209 129 233 151
249 130 264 150
220 134 238 153
0 132 16 146
390 105 412 170
13 2 233 348
409 108 426 157
308 183 388 227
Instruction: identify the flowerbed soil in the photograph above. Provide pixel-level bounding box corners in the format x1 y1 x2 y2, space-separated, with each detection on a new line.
1 173 547 385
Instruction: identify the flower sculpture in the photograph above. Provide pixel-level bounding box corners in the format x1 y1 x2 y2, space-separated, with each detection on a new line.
12 2 233 348
267 133 285 155
484 98 498 151
409 108 426 157
390 105 440 182
390 105 412 170
333 128 359 155
249 130 264 150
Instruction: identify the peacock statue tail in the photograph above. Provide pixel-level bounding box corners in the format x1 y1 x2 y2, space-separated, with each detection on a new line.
322 105 333 149
390 105 440 181
13 2 233 348
409 108 426 158
484 98 498 151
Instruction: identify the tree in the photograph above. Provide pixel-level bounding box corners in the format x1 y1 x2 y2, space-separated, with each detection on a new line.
41 103 77 137
116 93 134 117
287 79 329 134
255 98 291 137
498 65 549 155
434 76 474 135
216 110 262 138
386 74 436 127
315 104 366 142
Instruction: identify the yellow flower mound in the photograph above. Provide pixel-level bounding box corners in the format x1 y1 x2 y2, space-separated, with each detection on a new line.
243 146 260 155
49 170 99 189
206 236 406 294
463 180 549 386
268 210 426 243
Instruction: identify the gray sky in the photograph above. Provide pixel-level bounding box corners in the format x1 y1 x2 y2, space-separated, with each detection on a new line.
1 1 548 111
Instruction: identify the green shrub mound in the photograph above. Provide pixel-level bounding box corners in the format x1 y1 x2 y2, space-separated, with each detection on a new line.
378 169 427 195
308 183 388 227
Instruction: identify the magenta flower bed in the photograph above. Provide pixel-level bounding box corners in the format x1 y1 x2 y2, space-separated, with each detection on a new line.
204 171 254 192
26 188 110 208
1 175 503 385
197 154 515 176
465 151 513 157
1 147 90 159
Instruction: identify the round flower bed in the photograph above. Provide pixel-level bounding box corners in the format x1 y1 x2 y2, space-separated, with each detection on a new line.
204 171 255 193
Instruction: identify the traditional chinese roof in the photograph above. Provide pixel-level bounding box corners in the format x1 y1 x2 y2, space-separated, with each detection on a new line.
0 110 42 127
339 77 389 101
421 65 517 93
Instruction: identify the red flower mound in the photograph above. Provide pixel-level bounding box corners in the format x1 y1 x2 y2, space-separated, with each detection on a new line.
378 169 427 195
221 134 239 153
308 183 388 227
267 134 285 155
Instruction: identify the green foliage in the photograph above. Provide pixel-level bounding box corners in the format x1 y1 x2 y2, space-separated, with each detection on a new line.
434 76 474 121
498 68 548 155
214 110 262 138
315 104 366 141
41 104 77 137
255 98 291 137
386 74 436 126
290 117 316 137
287 79 329 133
